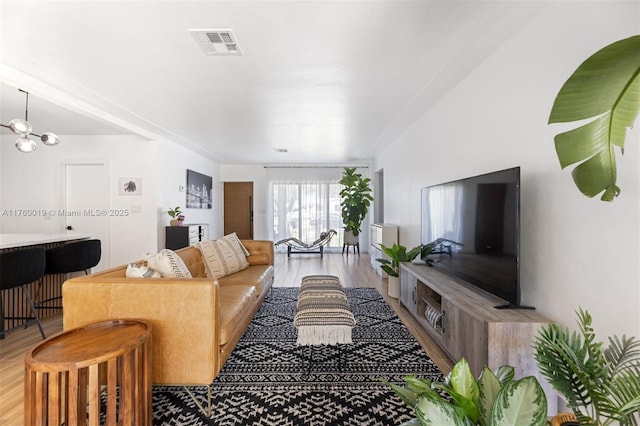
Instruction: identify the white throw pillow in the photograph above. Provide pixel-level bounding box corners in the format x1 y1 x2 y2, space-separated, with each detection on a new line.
145 249 192 278
126 263 161 278
196 233 249 279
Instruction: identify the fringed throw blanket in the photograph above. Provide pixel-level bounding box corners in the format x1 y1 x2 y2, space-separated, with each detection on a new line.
294 275 356 346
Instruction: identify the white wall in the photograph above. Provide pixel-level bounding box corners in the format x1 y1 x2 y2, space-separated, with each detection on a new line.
374 2 640 339
0 134 222 265
156 141 221 246
0 134 159 267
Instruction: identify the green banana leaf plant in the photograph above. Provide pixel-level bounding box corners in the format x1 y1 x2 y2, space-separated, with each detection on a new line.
533 308 640 425
549 35 640 202
375 243 422 277
382 358 548 426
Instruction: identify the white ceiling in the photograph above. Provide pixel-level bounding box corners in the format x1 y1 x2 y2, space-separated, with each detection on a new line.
0 1 546 164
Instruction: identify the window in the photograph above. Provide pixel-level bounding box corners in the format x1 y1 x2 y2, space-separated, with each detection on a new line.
272 182 342 249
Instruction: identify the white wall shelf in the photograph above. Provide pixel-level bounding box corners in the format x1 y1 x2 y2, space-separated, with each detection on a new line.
369 223 398 277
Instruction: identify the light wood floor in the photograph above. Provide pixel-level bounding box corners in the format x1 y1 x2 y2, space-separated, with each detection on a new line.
0 252 453 425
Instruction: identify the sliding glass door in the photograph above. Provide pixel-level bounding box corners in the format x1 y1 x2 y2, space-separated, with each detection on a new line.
272 182 342 249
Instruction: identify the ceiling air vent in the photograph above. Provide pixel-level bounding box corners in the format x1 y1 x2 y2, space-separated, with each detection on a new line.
189 29 242 56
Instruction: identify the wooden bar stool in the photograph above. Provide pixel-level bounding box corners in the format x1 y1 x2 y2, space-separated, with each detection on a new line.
24 319 152 426
34 239 101 311
0 247 47 339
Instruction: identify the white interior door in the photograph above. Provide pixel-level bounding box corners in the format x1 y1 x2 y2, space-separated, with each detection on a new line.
64 163 110 271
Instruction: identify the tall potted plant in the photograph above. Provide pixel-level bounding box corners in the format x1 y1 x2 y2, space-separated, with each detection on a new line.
339 167 373 246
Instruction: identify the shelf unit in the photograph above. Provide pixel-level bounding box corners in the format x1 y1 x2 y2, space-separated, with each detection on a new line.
369 223 398 276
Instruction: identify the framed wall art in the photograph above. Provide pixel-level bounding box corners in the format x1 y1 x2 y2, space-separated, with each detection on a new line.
186 169 212 209
118 177 143 195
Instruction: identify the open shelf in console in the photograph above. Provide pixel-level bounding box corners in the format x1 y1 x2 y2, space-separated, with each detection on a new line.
417 284 444 334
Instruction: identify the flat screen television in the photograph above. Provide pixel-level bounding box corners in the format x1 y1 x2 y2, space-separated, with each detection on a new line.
420 167 527 308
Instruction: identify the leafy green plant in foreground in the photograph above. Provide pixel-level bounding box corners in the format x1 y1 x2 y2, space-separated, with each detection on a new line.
382 358 547 426
533 308 640 425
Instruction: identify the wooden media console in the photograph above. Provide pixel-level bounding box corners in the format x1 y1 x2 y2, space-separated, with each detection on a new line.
399 262 556 413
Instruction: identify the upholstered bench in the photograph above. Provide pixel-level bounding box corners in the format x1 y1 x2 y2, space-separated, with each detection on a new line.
294 275 355 346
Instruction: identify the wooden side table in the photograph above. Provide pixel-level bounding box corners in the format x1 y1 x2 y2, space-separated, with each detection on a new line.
24 319 152 426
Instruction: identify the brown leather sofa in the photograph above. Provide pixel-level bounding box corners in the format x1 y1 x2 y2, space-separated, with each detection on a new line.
62 240 274 388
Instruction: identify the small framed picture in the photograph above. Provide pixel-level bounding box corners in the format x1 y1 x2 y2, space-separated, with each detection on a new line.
119 177 143 195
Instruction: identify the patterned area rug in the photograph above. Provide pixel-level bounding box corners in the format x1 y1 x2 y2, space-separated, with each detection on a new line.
153 287 444 425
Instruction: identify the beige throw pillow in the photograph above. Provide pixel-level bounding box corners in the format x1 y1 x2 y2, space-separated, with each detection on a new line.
196 233 249 279
222 232 250 256
145 249 193 278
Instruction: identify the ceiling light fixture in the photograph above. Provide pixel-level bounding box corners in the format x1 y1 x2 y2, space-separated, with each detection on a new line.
0 89 60 153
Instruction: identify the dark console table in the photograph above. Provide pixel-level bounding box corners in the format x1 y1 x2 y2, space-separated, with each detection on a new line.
165 223 209 250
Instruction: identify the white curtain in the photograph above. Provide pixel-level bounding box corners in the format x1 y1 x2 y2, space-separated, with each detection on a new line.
267 166 368 252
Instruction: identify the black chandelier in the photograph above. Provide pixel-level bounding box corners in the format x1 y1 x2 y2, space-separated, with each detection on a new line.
1 89 60 153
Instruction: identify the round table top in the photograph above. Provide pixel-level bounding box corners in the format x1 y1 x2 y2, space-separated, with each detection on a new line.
25 319 152 370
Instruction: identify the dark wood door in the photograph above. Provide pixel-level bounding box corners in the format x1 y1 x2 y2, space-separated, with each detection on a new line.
224 182 253 239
